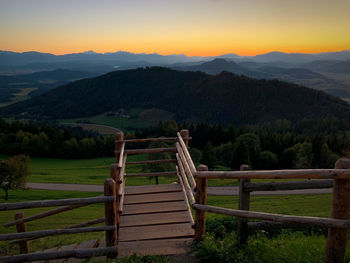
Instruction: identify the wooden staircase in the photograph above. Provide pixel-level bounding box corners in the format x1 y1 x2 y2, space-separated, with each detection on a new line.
118 184 194 257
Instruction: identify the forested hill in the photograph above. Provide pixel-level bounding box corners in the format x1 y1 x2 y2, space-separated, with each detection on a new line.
1 67 350 125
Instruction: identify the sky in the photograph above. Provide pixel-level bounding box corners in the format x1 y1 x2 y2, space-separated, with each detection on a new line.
0 0 349 56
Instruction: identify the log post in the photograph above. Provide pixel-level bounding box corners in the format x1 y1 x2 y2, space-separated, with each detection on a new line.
104 178 117 250
180 129 189 148
114 132 124 163
326 158 350 263
15 212 29 254
194 164 208 241
237 164 251 245
110 164 120 230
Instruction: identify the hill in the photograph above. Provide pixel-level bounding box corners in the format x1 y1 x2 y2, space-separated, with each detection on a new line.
0 69 97 105
1 67 350 125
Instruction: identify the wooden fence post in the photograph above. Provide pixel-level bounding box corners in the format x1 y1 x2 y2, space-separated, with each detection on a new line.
104 178 117 250
237 164 251 245
110 164 120 230
15 212 29 254
115 132 124 163
326 158 350 263
180 129 189 148
195 164 208 241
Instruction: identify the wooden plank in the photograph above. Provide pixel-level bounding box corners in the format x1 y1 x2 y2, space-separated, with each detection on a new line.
0 226 115 241
120 211 191 227
193 204 350 229
5 204 84 227
116 137 191 143
126 159 177 165
126 171 177 178
118 223 194 241
118 238 193 257
125 184 181 195
244 179 333 192
0 196 114 211
124 192 184 205
122 201 187 215
116 147 177 155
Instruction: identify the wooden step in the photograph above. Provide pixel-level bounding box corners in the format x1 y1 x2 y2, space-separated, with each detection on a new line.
124 191 184 204
120 211 191 227
123 201 187 215
119 223 194 241
125 184 181 195
118 238 193 257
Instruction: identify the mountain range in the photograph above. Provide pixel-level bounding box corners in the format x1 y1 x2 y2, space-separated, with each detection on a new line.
1 67 349 125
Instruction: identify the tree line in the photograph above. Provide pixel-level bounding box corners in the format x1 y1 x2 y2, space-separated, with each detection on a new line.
136 117 350 170
0 118 115 159
1 117 349 170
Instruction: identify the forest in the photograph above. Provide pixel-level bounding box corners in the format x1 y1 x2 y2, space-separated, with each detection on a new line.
1 117 349 170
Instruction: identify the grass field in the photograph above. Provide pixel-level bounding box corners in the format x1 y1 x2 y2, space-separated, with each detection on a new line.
0 189 104 256
0 153 321 187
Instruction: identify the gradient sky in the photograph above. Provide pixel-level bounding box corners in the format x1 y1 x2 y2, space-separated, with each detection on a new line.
1 0 349 56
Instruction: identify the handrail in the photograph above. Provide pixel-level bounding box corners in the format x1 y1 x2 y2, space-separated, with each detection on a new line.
176 142 196 189
176 154 195 205
117 142 125 168
177 132 196 173
115 147 177 155
0 226 116 241
4 204 84 227
118 154 127 212
194 169 350 180
0 196 114 211
192 204 350 229
116 137 191 143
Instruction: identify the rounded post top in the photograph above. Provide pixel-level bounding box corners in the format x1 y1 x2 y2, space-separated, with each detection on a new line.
104 178 116 192
335 158 350 169
197 164 208 171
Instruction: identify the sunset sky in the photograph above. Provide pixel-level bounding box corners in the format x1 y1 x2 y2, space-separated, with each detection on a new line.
1 0 349 56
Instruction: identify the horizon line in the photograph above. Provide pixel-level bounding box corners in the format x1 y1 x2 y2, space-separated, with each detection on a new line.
1 49 349 57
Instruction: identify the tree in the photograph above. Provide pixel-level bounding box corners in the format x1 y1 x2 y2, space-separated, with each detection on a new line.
257 151 278 169
231 133 261 168
0 155 30 200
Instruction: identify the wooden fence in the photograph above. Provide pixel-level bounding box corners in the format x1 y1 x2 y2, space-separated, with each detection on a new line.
174 130 350 263
0 179 119 263
2 129 350 263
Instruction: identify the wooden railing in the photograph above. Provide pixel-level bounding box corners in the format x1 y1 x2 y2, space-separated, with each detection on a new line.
174 130 350 263
3 129 350 263
0 179 119 263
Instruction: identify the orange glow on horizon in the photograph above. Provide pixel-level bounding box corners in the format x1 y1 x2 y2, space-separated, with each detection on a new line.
3 47 349 57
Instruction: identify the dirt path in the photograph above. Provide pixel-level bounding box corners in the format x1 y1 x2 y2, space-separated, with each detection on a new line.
26 182 332 195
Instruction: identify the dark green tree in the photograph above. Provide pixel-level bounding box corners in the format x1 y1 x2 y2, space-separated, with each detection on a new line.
0 155 30 200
